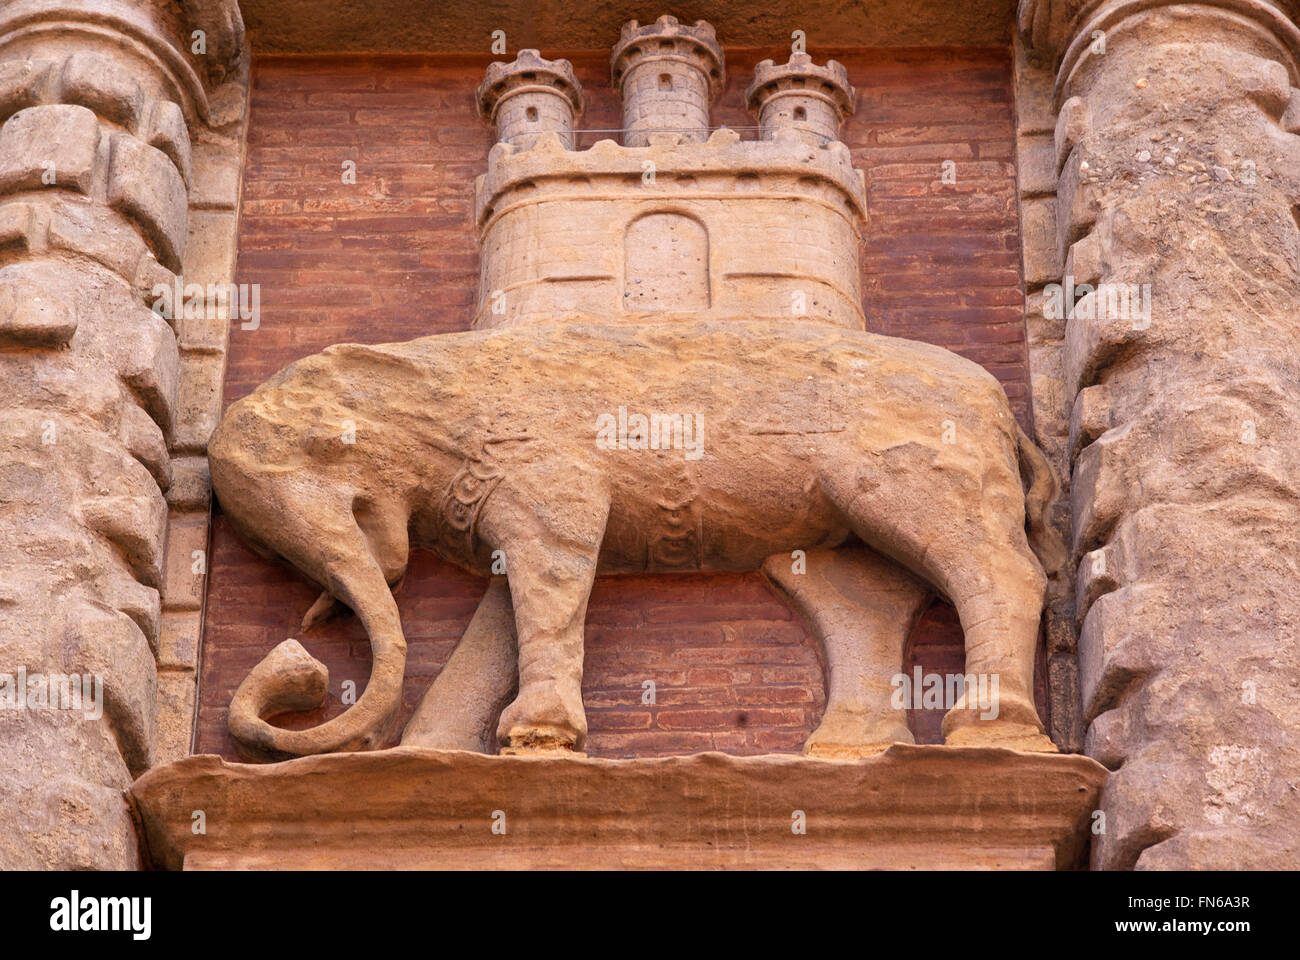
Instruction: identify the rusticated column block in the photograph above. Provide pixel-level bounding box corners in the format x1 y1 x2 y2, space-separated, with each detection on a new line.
0 0 247 869
0 104 100 194
107 131 189 270
1046 0 1300 869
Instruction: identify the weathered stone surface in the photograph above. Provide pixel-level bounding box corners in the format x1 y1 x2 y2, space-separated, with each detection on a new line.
114 304 181 433
763 548 932 758
213 24 1063 800
747 53 855 146
131 745 1108 870
144 100 192 186
1014 29 1081 754
164 455 211 511
120 399 172 489
63 599 158 774
0 103 100 195
107 132 189 270
477 49 583 150
0 200 34 250
58 51 145 129
400 578 518 753
171 351 226 452
0 710 139 869
1019 196 1061 286
0 267 75 345
398 546 944 763
48 198 151 281
21 0 1300 876
0 60 52 119
160 515 208 611
1017 132 1057 196
81 492 168 590
1042 0 1300 869
188 141 241 210
473 129 868 330
236 0 1021 52
154 668 197 764
610 15 723 148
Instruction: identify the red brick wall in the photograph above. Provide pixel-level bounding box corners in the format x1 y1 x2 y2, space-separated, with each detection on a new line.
198 48 1039 759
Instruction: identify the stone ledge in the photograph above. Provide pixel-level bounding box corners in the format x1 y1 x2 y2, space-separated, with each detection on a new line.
130 744 1107 870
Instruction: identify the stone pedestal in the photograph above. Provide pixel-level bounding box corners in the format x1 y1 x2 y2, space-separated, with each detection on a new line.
131 745 1106 870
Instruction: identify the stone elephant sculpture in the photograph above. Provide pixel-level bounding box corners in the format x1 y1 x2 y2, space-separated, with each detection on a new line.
209 318 1064 759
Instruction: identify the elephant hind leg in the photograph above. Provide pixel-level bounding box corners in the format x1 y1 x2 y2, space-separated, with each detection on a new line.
935 566 1055 752
763 547 931 759
818 463 1056 753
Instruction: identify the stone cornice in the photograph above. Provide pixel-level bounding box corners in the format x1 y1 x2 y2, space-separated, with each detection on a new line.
234 0 1020 53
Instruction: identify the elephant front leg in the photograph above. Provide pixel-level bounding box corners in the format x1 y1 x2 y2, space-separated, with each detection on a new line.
478 473 609 756
400 578 517 752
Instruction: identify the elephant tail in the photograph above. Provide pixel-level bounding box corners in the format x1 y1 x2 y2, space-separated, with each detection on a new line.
1017 424 1067 577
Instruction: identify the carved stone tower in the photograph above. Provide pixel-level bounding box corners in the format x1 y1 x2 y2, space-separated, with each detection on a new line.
747 53 857 145
610 15 724 147
476 49 584 150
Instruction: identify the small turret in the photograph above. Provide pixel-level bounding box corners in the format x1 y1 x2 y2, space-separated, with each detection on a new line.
746 53 856 146
477 49 584 149
610 15 725 147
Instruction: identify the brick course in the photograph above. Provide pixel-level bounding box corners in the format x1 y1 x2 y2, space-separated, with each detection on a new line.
198 48 1041 759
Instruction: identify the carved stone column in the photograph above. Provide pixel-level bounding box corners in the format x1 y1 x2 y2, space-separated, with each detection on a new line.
1024 0 1300 868
0 0 246 868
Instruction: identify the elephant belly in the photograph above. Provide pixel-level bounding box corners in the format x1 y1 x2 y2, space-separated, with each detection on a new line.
594 449 852 573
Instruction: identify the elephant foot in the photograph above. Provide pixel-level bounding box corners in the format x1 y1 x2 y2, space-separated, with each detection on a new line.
943 722 1058 752
803 711 914 760
941 699 1057 753
497 681 586 756
498 727 587 757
